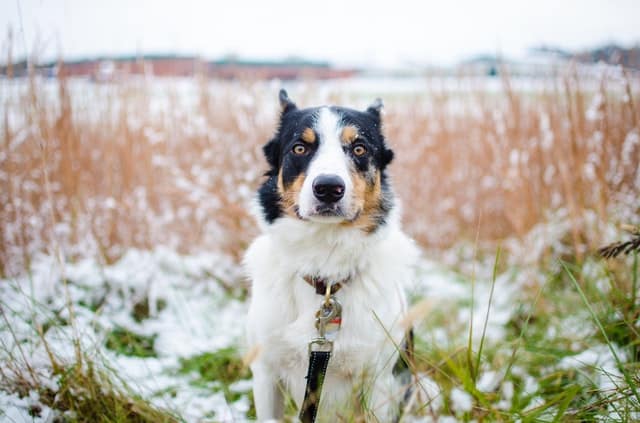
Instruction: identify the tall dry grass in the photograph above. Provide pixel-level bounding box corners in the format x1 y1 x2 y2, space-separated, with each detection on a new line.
390 68 640 256
1 64 639 276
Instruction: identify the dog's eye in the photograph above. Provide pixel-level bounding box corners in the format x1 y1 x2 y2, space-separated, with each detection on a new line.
352 144 367 156
292 143 308 155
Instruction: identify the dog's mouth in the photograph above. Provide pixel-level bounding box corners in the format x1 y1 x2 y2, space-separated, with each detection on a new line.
315 204 343 216
306 204 345 223
296 203 362 224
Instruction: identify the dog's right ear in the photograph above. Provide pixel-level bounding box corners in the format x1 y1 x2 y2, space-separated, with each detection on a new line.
263 137 280 173
366 98 383 122
262 90 294 173
279 89 297 115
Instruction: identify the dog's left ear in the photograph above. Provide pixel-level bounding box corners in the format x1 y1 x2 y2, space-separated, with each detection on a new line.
381 146 394 168
366 98 384 121
263 137 280 169
279 89 297 115
367 98 393 167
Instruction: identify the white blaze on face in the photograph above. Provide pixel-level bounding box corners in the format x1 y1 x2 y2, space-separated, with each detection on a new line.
298 107 354 220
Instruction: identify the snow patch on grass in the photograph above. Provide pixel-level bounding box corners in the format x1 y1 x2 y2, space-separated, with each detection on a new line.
1 248 249 421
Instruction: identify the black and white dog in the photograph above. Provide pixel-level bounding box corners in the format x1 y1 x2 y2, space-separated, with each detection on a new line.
245 90 418 421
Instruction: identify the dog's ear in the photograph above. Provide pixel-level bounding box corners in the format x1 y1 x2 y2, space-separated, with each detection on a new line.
263 89 295 173
366 98 384 121
263 137 280 173
279 89 297 115
381 146 394 168
366 98 392 167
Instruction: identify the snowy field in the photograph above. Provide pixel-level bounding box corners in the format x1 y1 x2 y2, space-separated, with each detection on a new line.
2 223 638 421
1 72 639 421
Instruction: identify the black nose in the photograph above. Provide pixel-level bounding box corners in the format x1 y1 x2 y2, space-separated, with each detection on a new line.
312 174 345 203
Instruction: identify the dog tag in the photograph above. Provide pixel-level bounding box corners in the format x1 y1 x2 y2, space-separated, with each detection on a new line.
315 297 342 340
324 307 342 339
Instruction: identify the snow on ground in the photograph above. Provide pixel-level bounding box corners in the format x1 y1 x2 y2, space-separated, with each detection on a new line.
1 248 249 421
0 391 59 423
411 256 527 345
0 222 635 421
0 240 527 421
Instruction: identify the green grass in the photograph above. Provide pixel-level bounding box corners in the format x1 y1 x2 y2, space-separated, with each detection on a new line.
132 297 167 323
5 354 178 423
3 249 639 421
49 362 177 423
400 251 640 422
105 327 157 358
563 259 640 405
178 347 254 415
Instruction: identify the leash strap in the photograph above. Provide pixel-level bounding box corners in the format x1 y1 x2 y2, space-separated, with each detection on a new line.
299 282 342 423
299 349 331 423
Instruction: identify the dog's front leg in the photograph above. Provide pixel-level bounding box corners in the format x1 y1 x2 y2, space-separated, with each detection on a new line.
252 363 284 422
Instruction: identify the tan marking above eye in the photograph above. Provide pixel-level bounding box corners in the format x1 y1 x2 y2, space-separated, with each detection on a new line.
352 144 367 156
301 128 316 143
292 143 307 155
341 125 359 144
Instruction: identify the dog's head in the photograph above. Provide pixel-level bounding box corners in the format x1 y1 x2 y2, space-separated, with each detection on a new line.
258 90 395 233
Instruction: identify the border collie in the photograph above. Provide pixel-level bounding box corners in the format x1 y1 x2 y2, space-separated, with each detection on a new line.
245 90 418 422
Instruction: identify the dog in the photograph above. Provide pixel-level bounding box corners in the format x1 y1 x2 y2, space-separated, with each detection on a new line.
245 90 418 422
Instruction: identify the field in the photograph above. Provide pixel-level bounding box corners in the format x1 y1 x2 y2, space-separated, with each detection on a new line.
1 66 640 422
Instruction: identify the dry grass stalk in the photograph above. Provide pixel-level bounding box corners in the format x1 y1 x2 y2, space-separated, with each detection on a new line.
0 60 639 274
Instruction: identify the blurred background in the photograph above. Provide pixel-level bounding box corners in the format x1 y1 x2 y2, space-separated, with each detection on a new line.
1 1 639 421
1 0 639 271
2 0 640 269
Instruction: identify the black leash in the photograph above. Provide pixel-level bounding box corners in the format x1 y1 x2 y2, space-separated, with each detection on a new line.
299 280 342 423
299 349 331 422
298 275 415 422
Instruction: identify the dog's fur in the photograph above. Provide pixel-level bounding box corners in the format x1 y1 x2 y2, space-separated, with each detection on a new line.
245 90 418 421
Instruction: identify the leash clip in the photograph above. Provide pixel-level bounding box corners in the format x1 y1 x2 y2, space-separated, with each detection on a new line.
301 282 342 422
315 296 342 338
308 337 333 353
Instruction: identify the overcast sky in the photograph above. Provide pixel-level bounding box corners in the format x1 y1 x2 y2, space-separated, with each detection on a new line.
2 0 639 66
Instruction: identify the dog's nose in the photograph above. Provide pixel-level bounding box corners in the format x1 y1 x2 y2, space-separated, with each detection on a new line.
312 174 345 203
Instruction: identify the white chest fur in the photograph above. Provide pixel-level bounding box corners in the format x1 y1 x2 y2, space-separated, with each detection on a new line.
245 213 418 420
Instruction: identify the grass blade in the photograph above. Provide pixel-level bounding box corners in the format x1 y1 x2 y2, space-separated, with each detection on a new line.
561 260 640 405
474 247 501 381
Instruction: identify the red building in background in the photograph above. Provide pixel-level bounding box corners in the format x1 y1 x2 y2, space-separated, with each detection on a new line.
2 55 357 80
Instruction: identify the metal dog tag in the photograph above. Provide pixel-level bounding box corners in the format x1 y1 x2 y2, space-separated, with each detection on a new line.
315 297 342 340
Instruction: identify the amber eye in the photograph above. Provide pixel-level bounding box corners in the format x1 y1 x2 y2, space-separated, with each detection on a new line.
352 144 367 156
292 143 307 155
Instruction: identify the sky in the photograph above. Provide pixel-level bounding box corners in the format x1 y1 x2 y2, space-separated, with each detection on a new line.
2 0 640 67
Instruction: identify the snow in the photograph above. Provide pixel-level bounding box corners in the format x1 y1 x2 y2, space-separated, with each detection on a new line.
0 248 249 422
1 74 638 420
476 370 501 392
0 391 59 422
2 245 505 421
412 257 523 344
450 387 473 413
559 344 627 392
1 230 637 420
415 374 444 411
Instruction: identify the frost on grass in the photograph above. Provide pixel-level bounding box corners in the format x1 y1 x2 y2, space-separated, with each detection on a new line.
559 344 628 392
1 73 639 420
0 248 249 422
450 387 473 414
1 227 639 420
0 390 58 422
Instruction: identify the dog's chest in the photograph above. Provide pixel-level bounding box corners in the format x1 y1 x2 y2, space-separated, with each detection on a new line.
246 221 418 385
273 274 405 378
